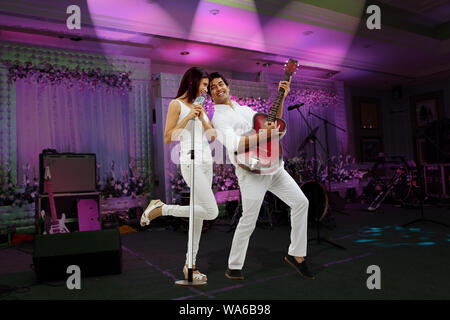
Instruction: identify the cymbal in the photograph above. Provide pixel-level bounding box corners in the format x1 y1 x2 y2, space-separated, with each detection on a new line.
298 126 319 151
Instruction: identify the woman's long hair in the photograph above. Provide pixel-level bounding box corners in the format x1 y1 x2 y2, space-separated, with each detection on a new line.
175 67 209 103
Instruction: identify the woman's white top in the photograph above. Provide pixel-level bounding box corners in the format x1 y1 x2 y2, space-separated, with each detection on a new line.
175 99 213 165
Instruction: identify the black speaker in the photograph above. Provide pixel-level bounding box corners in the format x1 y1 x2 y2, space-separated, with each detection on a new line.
32 228 122 282
39 151 97 194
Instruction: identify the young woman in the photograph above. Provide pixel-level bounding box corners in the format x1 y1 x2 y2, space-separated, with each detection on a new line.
141 67 218 282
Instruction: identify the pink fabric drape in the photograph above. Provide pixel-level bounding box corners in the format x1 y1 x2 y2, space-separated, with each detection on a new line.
15 80 131 186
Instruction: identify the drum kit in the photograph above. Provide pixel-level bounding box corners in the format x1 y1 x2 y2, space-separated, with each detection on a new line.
296 131 334 221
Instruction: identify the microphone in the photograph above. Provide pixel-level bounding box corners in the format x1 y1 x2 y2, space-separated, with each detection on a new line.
193 96 205 106
287 103 304 111
192 96 205 122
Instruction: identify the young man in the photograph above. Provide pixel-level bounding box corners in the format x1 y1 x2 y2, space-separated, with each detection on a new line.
208 72 315 280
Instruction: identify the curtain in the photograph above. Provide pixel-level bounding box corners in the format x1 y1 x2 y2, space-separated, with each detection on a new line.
266 83 340 161
283 104 339 161
15 80 131 186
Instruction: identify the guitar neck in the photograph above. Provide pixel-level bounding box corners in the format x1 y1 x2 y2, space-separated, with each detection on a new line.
46 181 58 224
268 73 291 122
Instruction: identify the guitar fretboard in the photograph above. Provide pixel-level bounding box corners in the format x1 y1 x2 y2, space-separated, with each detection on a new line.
268 72 292 122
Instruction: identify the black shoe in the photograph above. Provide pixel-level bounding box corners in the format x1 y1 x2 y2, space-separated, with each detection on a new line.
284 255 316 280
225 268 244 280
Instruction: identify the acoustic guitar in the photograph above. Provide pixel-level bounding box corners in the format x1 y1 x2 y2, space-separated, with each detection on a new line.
235 58 298 174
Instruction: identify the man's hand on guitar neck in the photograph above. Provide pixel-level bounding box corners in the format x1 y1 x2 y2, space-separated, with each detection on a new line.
279 78 291 99
276 77 291 118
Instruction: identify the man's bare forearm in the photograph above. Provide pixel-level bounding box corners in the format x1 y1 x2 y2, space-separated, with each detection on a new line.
237 130 277 153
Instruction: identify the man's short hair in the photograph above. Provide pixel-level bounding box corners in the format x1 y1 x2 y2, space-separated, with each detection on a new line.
208 72 229 95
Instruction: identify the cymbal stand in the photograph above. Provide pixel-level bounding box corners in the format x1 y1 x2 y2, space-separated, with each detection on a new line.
295 107 345 250
308 110 349 216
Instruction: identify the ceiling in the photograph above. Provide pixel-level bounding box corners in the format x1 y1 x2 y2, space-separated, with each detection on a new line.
1 0 450 88
377 0 450 23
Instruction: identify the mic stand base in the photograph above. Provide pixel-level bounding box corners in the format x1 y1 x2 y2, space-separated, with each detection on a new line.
401 202 449 228
175 279 207 287
308 217 346 250
401 218 449 228
308 215 346 250
400 166 449 229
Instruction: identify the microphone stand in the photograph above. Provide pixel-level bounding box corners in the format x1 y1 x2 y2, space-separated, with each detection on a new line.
400 132 449 229
294 106 345 250
175 100 207 287
401 162 449 229
308 110 349 216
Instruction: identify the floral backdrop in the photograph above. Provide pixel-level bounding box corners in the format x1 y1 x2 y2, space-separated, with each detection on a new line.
281 87 338 108
0 58 146 207
0 164 38 207
2 60 132 92
98 161 151 199
285 154 366 185
0 160 151 207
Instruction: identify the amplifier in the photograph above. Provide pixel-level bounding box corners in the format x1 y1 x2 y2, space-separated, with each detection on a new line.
424 164 450 198
39 152 96 194
36 192 101 234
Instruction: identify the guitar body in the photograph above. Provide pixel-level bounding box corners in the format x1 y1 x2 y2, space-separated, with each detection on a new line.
235 113 287 174
253 112 287 133
234 58 298 175
49 213 69 234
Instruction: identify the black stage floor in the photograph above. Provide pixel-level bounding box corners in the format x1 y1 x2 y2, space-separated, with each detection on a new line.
1 202 449 300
